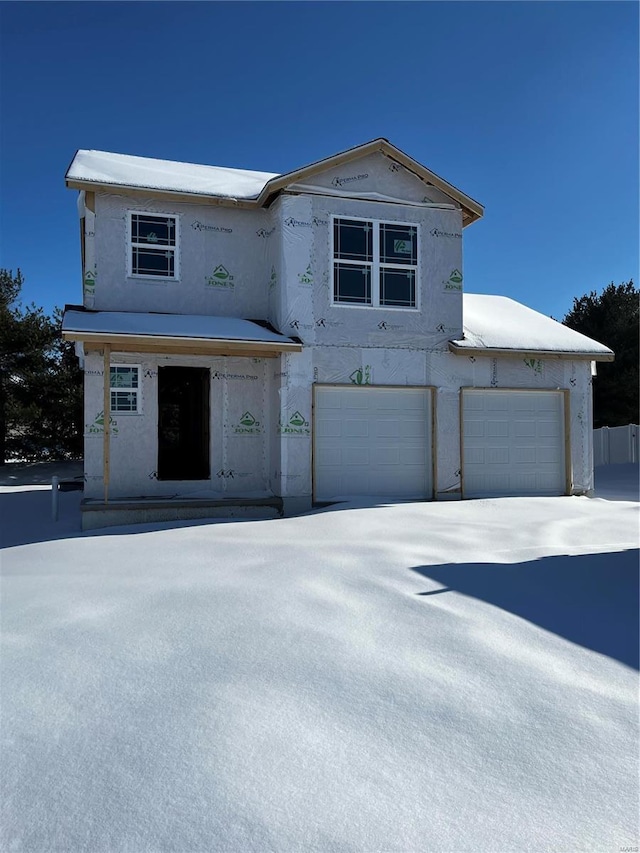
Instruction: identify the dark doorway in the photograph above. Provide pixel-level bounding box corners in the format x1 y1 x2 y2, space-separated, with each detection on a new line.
158 367 210 480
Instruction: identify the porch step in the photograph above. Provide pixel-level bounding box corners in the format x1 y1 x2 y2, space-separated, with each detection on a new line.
80 496 283 531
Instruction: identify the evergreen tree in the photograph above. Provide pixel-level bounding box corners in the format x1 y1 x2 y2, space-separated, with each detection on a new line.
0 269 83 464
43 308 84 460
562 280 639 428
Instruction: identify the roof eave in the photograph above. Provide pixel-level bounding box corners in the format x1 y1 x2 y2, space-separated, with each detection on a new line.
448 342 614 362
65 177 260 208
62 329 302 357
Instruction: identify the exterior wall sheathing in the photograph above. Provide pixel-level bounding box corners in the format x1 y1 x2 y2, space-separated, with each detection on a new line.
83 351 274 501
90 192 275 317
84 350 593 504
82 178 595 506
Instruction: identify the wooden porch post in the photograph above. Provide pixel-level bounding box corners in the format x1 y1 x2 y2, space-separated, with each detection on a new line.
103 345 111 504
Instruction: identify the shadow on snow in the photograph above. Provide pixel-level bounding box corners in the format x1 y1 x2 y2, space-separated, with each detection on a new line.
0 488 291 549
412 549 640 670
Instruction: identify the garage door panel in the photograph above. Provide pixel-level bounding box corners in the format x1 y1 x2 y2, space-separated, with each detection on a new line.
486 396 509 412
463 390 565 497
315 447 341 467
399 446 427 466
514 396 536 412
317 419 342 438
514 447 536 464
537 446 562 464
399 397 426 412
483 474 505 492
341 470 367 492
537 396 559 412
374 392 402 410
537 471 563 490
487 448 509 464
515 421 536 438
346 448 369 465
344 396 369 410
319 390 346 409
465 421 485 438
464 394 484 412
377 448 400 465
539 421 560 438
466 447 485 464
511 473 537 491
344 419 369 438
376 421 400 438
487 421 509 438
402 419 427 439
314 387 432 500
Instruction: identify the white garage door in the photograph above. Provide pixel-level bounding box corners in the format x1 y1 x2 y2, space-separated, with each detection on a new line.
462 389 567 498
314 386 433 501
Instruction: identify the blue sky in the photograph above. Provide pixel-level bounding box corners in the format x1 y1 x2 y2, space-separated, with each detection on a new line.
0 1 637 319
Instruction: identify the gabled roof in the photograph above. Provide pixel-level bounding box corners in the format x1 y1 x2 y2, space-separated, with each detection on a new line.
452 294 614 361
257 138 483 226
65 139 484 225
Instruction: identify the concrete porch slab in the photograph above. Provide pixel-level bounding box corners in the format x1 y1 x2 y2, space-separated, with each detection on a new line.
80 496 283 530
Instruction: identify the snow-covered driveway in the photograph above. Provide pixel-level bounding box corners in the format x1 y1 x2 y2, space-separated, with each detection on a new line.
1 475 638 851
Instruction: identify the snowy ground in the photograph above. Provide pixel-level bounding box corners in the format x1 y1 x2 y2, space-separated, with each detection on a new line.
1 467 638 852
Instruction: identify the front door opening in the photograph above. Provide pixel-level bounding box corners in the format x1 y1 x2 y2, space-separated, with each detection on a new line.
158 366 210 480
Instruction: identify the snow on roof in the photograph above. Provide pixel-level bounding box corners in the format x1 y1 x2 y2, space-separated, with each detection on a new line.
456 294 614 357
62 310 296 345
65 141 483 224
66 150 279 200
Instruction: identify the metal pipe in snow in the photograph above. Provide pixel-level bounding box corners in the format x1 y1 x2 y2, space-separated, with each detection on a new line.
51 476 59 521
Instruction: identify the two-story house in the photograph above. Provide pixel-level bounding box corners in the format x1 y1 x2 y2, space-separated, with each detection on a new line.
62 139 613 529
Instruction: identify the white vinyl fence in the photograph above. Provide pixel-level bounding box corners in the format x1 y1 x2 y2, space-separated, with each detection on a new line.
593 424 639 466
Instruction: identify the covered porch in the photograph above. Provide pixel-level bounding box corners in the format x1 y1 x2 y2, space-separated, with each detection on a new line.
62 309 302 527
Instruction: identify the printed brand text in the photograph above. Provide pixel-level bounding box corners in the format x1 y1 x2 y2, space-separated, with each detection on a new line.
212 371 259 381
430 228 462 239
192 221 233 233
284 217 312 228
490 359 498 387
331 174 369 187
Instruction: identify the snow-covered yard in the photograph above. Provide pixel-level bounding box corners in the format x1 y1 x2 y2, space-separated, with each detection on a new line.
1 467 638 852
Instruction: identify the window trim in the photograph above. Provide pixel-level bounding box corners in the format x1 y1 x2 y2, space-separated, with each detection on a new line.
330 215 419 311
109 364 142 415
127 211 180 281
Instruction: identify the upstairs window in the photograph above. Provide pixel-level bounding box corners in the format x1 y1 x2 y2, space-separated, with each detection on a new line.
332 217 418 308
110 365 140 413
129 212 178 279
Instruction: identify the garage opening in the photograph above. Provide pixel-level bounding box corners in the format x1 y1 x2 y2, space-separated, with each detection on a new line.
313 385 433 501
461 389 567 497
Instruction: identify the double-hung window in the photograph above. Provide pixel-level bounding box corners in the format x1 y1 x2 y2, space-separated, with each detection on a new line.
332 217 418 308
129 212 178 279
110 365 140 414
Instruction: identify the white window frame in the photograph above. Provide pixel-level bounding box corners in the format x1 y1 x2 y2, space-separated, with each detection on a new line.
330 215 419 310
110 364 141 415
127 211 180 280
